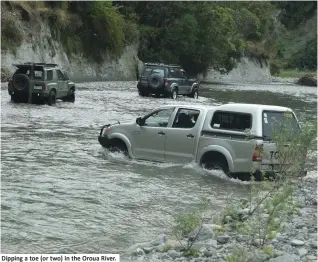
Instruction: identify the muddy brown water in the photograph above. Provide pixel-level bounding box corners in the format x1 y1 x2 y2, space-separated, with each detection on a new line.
1 80 317 254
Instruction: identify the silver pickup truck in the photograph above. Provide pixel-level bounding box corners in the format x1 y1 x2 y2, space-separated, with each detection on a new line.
98 103 306 179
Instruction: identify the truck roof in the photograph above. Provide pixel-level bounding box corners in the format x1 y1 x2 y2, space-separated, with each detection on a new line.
160 104 217 110
217 103 293 112
159 103 293 112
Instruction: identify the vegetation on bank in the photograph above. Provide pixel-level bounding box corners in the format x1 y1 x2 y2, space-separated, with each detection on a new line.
1 1 317 76
170 119 317 260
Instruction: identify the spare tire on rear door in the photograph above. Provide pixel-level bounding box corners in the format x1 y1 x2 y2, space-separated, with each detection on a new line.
12 74 30 91
148 74 164 89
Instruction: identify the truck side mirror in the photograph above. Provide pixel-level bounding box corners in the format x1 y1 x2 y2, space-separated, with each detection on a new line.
136 117 144 126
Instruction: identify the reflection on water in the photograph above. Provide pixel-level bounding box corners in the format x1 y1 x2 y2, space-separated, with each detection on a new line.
1 80 316 253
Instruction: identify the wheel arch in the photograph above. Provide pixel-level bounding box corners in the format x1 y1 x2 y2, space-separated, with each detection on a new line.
108 133 133 158
198 146 234 172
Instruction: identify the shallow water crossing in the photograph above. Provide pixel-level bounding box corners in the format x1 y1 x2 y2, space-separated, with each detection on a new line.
1 80 317 253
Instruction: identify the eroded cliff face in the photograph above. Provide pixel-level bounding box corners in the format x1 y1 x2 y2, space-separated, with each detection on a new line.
1 11 269 83
1 16 143 82
198 57 271 84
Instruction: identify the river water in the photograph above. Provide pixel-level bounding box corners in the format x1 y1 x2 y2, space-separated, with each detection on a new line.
1 80 317 254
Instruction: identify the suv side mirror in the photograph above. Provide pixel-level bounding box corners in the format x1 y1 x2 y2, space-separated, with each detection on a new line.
136 117 144 126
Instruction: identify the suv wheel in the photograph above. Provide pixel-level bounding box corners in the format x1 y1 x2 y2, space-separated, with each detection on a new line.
64 89 75 103
170 87 178 99
11 94 19 103
47 90 56 106
190 88 199 99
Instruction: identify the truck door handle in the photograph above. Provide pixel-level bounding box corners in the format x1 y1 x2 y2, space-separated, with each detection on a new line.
158 131 165 135
187 134 194 138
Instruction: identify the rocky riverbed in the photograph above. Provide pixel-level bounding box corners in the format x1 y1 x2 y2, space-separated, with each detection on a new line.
124 176 317 262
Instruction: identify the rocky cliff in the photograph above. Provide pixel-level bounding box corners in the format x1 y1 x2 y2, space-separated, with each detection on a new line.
199 57 271 84
1 15 269 83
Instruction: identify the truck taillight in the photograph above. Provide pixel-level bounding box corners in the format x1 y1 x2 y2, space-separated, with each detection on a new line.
252 144 262 161
42 83 46 89
164 81 168 87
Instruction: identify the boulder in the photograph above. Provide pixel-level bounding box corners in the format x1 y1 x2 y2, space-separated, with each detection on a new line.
297 74 317 87
188 224 214 241
268 254 301 262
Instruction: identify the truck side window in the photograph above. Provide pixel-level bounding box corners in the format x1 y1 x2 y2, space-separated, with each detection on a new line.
173 109 200 129
144 108 174 127
211 111 251 131
46 70 53 81
57 70 65 80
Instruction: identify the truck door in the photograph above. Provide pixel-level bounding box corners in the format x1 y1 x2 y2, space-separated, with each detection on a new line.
164 108 202 163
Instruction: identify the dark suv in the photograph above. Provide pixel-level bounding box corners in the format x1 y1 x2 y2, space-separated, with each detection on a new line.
137 63 200 99
8 62 76 106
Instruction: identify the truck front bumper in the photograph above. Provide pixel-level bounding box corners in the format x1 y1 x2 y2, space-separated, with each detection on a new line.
98 136 110 148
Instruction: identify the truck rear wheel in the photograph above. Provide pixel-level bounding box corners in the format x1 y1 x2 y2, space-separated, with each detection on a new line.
47 90 56 106
201 152 230 176
170 87 178 99
190 88 199 99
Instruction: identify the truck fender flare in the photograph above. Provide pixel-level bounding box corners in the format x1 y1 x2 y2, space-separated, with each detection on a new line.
198 145 234 172
108 133 133 158
168 83 178 92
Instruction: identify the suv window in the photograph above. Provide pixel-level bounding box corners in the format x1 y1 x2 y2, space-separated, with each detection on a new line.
181 70 189 79
173 109 200 128
211 111 252 131
46 70 53 81
144 108 174 127
174 69 182 78
262 111 300 141
169 68 177 78
57 70 65 80
142 66 166 78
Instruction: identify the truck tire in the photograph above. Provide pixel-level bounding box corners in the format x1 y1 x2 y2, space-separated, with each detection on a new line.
148 74 164 89
109 139 129 156
201 153 230 177
170 87 178 99
47 90 56 106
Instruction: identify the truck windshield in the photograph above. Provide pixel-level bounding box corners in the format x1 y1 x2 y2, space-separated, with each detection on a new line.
262 111 300 141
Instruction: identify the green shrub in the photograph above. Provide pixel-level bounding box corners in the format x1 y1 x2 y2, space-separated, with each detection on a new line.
183 247 200 257
226 247 248 262
173 212 201 239
263 246 274 257
270 61 281 76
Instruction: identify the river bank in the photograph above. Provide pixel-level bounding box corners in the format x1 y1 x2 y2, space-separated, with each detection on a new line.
124 175 317 262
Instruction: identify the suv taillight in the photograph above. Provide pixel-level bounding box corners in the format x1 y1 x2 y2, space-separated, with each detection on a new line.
164 81 168 87
252 144 262 161
42 83 46 89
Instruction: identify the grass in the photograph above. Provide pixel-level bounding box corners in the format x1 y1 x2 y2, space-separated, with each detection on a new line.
278 69 316 78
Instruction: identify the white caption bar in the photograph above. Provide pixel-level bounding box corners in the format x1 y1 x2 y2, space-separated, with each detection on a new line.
1 255 120 262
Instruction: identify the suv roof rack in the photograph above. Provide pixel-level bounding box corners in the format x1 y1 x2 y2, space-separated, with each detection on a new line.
144 62 181 68
13 62 58 68
144 62 166 66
